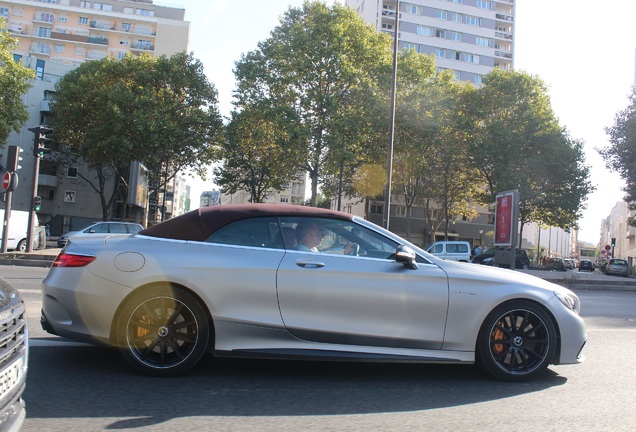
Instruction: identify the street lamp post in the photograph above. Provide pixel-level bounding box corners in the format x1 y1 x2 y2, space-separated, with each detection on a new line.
337 89 350 212
382 0 400 229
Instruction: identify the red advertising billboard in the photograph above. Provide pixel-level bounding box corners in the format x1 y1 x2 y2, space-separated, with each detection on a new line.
494 191 515 246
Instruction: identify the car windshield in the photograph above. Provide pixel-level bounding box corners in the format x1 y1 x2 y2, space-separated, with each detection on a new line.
610 259 627 266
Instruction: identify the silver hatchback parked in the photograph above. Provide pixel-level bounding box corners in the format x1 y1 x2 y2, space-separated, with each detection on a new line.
605 258 629 277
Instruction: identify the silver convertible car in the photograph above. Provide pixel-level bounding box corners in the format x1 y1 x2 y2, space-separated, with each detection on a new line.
41 204 586 381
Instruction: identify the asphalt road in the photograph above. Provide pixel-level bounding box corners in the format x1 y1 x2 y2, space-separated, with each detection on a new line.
3 266 636 432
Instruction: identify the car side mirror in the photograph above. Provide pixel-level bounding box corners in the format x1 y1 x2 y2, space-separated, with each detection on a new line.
396 245 418 270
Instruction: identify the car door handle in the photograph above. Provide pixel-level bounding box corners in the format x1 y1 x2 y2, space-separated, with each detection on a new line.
295 260 326 268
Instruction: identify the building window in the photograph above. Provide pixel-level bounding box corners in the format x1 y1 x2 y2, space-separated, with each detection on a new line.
370 203 383 214
455 71 461 80
121 22 131 31
436 10 447 20
0 7 9 17
80 1 90 8
64 190 76 203
291 182 304 195
452 51 461 61
396 206 408 217
451 12 462 23
435 29 446 38
67 167 78 178
58 14 68 22
474 74 483 85
435 48 446 58
13 54 22 63
403 42 421 53
93 3 113 11
280 197 289 203
37 27 52 38
35 59 45 79
452 0 463 3
476 37 492 47
382 23 393 30
117 51 126 60
54 44 64 53
407 4 421 15
416 25 432 36
464 53 480 64
451 31 462 42
477 0 494 10
79 16 89 25
136 9 155 17
464 15 481 26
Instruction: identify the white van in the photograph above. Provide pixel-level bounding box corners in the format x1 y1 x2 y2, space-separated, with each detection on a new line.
0 209 37 252
425 241 471 262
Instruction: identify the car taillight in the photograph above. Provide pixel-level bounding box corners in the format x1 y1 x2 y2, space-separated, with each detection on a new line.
52 252 96 268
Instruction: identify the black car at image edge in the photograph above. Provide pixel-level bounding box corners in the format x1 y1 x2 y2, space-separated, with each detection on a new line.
0 277 28 432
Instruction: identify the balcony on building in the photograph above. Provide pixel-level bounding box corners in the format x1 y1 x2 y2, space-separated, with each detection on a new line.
130 42 154 51
38 174 59 188
495 13 513 23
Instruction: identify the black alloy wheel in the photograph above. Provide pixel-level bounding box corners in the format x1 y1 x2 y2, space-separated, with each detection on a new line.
117 286 210 377
477 300 557 381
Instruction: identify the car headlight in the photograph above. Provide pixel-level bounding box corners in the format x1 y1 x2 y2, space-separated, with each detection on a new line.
555 291 581 315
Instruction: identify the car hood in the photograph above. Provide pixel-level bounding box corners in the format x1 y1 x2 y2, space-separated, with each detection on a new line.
434 258 567 294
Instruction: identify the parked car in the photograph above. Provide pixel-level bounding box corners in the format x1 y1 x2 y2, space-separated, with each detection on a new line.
41 204 586 381
472 248 531 270
563 258 575 270
578 259 594 272
605 258 629 277
546 257 566 271
425 241 471 262
0 276 28 431
57 221 143 247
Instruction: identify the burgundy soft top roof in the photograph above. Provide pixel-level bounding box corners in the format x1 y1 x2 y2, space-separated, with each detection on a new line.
138 203 354 241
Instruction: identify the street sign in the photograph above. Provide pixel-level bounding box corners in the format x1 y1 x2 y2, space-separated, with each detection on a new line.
1 172 10 192
605 244 611 251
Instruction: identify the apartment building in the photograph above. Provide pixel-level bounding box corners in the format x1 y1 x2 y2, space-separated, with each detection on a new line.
347 0 515 85
0 0 189 235
343 1 575 254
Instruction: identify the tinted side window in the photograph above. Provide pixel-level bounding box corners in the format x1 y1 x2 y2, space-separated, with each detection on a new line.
88 223 108 233
127 224 142 233
206 217 281 249
429 244 443 253
110 223 128 233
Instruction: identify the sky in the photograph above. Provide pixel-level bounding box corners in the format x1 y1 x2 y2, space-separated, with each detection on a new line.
174 0 633 245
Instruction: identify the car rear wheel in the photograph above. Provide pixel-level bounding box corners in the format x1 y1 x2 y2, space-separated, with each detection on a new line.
477 300 557 381
116 286 210 377
16 239 26 252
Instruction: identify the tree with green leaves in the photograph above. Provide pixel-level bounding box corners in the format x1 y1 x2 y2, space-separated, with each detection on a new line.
50 52 223 220
233 1 392 206
0 18 35 147
215 106 305 203
601 85 636 224
389 49 478 242
462 69 593 246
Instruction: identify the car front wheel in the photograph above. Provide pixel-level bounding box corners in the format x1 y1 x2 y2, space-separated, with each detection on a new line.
477 300 557 381
116 286 210 377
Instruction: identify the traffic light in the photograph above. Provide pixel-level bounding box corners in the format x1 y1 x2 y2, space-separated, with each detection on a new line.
33 196 42 212
28 126 53 158
611 237 616 247
6 146 23 171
